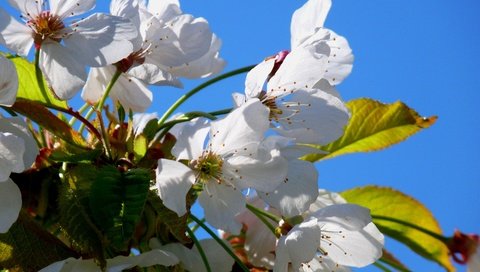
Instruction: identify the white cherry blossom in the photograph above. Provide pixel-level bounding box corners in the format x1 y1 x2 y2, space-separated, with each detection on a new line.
155 99 288 234
0 0 138 100
0 116 38 233
0 55 18 106
82 0 224 112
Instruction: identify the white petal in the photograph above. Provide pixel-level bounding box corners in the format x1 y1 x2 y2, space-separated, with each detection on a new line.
275 219 320 271
39 257 100 272
155 159 195 216
128 63 181 87
232 92 246 108
324 31 353 85
0 132 25 181
107 249 179 271
155 242 203 272
198 182 245 234
195 239 235 272
0 116 39 168
0 8 34 56
39 42 86 100
319 222 384 267
290 0 332 49
245 58 275 98
223 147 288 192
209 99 269 155
65 13 137 67
109 73 153 112
171 118 209 160
275 89 350 145
7 0 42 17
235 197 277 268
308 189 347 213
313 204 372 231
147 0 181 22
0 55 18 106
260 159 318 217
168 15 212 64
82 66 110 105
0 179 22 233
268 44 329 97
133 112 158 135
49 0 95 18
301 256 351 272
168 34 225 79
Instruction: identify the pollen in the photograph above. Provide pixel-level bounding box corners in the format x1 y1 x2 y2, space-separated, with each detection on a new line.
28 11 65 46
191 151 224 184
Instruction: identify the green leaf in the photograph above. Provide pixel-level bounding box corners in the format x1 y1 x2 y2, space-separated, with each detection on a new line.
49 147 102 163
9 55 67 109
60 165 106 267
341 186 454 271
89 166 151 251
12 99 88 148
0 211 77 271
379 249 411 272
303 98 437 161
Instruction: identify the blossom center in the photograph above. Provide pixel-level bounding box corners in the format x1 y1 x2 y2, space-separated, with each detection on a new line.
117 49 149 73
28 11 65 46
190 152 223 184
259 91 282 121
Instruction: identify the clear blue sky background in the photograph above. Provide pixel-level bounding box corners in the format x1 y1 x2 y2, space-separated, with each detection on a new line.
1 0 479 271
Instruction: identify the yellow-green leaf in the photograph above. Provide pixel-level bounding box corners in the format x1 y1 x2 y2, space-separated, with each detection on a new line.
341 186 454 271
303 98 437 162
9 55 67 109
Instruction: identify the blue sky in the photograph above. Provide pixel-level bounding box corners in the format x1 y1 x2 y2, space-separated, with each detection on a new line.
1 0 479 271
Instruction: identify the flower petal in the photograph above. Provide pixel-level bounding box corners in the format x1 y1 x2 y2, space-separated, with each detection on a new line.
223 147 288 193
7 0 42 17
155 159 195 216
319 222 384 267
128 63 181 87
210 99 269 155
65 13 137 67
198 182 245 234
260 159 318 217
268 44 329 98
107 249 179 271
147 0 181 22
39 41 86 100
49 0 95 18
275 218 320 271
313 204 372 231
290 0 332 49
275 88 350 145
0 116 39 168
171 118 210 160
0 55 18 107
245 58 275 98
0 179 22 233
109 73 153 112
0 132 25 181
0 8 33 56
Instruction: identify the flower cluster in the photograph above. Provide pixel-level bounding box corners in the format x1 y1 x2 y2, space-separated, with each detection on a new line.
2 0 466 272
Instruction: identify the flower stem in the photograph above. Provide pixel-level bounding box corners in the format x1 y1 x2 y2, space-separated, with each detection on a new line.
34 49 52 105
97 69 122 112
186 227 212 272
372 215 449 243
157 65 255 127
189 214 249 272
79 69 121 134
246 204 280 236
